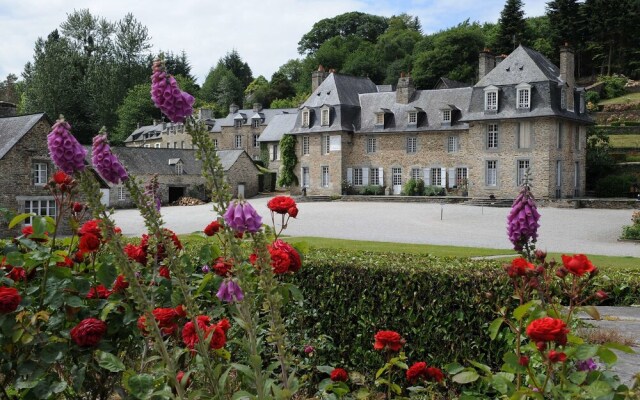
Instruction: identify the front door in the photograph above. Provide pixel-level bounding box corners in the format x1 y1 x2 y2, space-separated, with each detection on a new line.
392 167 402 195
238 183 245 199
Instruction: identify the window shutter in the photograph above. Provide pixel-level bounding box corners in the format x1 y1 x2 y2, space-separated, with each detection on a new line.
440 168 447 187
362 168 369 185
269 145 274 160
456 137 461 151
448 168 456 187
424 168 431 185
300 168 304 187
378 168 384 186
347 168 353 184
276 146 281 160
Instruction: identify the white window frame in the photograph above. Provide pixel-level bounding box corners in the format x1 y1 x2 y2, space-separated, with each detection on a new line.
392 167 402 186
302 136 310 155
234 119 242 128
370 168 380 186
302 166 310 187
213 139 219 150
235 135 242 149
442 109 451 123
486 160 497 187
407 137 417 154
271 144 279 161
484 86 498 111
556 160 562 187
353 168 363 186
322 134 330 155
252 118 260 128
302 110 310 127
518 122 532 149
321 166 329 187
456 167 468 187
516 83 531 109
375 113 384 125
366 137 377 153
253 134 259 148
176 163 184 175
410 168 421 181
154 143 161 148
430 168 442 187
447 136 459 153
487 124 498 149
32 162 48 186
24 199 56 225
144 144 151 148
408 112 417 124
517 159 530 186
117 186 126 201
321 108 330 126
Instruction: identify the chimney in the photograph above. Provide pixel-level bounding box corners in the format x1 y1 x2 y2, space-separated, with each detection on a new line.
495 54 507 65
152 119 158 126
0 102 17 117
229 103 239 114
560 43 575 111
252 103 262 113
396 72 415 104
311 65 329 92
198 108 213 120
478 48 495 80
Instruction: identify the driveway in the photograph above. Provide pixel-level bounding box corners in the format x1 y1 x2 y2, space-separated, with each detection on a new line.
112 198 640 258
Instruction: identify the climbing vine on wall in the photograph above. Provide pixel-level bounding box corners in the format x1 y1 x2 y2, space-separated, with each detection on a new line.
278 134 298 187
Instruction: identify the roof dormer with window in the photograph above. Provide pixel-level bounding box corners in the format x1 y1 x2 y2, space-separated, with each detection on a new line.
441 106 456 126
375 108 392 129
301 107 313 128
516 82 531 110
483 85 499 113
320 105 331 127
233 114 245 128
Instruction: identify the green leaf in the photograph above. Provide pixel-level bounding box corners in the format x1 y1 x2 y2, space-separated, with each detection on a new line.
231 363 255 380
489 317 503 340
97 262 117 287
31 216 47 236
128 374 155 398
569 371 587 385
287 284 304 304
317 365 336 374
6 251 24 267
585 380 614 398
9 213 33 229
40 342 66 364
513 300 538 321
196 273 214 295
469 360 491 374
603 342 635 353
597 347 617 365
574 344 599 360
100 302 117 320
491 375 514 395
231 391 255 400
581 305 601 320
453 370 480 384
96 350 126 372
445 362 465 374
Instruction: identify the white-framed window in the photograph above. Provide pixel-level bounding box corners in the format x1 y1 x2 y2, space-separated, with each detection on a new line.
366 137 377 153
518 122 532 149
484 87 498 111
154 143 161 148
321 108 330 126
32 162 48 186
322 134 330 155
302 136 310 155
486 160 497 186
117 186 126 201
370 168 380 186
213 139 219 150
430 168 442 186
411 168 421 181
442 109 451 123
456 167 468 187
516 83 531 109
557 122 564 149
176 163 183 175
302 167 310 187
353 168 363 186
392 167 402 186
375 113 384 125
560 87 566 110
321 166 329 187
234 119 242 128
487 124 498 149
24 199 56 225
302 110 310 127
408 112 417 124
253 134 259 148
235 135 242 149
517 159 530 186
271 144 279 161
407 137 417 154
252 118 260 128
447 136 459 153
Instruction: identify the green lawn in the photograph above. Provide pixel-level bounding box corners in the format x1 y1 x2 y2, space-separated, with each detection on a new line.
599 92 640 105
284 236 640 270
609 134 640 148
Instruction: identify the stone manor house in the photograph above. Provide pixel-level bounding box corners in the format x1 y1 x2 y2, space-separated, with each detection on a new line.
126 44 591 199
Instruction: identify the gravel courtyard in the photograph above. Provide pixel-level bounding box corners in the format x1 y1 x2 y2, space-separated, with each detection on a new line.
112 198 639 258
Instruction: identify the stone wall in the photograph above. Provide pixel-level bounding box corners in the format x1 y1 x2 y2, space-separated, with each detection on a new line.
294 132 345 196
107 173 207 208
225 152 260 199
219 125 263 161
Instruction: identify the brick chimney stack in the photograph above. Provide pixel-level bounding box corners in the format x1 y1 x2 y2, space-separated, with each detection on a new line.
311 65 330 92
396 72 415 104
478 48 495 81
560 44 575 111
0 101 17 117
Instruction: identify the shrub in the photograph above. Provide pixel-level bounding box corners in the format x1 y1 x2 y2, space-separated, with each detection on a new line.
359 185 385 195
585 90 600 105
402 178 425 196
424 185 445 196
594 174 637 197
600 74 628 99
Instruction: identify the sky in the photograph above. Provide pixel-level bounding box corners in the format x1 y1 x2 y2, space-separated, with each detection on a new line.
0 0 546 85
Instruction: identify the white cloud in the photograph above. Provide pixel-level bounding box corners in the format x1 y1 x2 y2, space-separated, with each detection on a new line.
0 0 546 85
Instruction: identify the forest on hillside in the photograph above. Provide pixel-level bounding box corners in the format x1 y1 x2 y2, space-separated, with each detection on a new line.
0 0 638 144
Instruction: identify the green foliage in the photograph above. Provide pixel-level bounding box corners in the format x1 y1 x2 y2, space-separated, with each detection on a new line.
595 174 637 197
200 62 244 116
586 127 616 190
277 135 298 187
359 185 385 195
585 90 600 105
424 185 445 196
270 92 309 109
546 0 581 53
599 74 628 99
113 83 162 144
495 0 528 55
402 178 425 196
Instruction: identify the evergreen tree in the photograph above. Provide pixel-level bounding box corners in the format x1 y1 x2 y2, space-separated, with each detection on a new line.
495 0 528 54
222 50 253 88
113 83 162 145
546 0 581 49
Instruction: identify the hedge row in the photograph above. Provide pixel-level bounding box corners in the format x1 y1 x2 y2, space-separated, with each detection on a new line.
284 249 640 374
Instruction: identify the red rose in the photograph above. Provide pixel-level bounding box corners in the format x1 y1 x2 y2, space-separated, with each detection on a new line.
268 247 290 274
548 350 567 363
175 305 187 318
330 368 349 382
287 205 298 218
86 285 110 299
79 233 101 253
7 267 27 282
208 325 227 349
78 219 102 239
374 330 404 352
0 286 22 313
124 243 147 264
159 266 171 279
204 221 221 236
53 170 71 185
182 316 227 350
111 275 129 293
526 317 568 345
406 362 428 383
561 254 595 277
177 371 191 388
72 202 84 213
212 257 233 277
153 307 180 335
426 367 444 383
267 196 297 215
270 239 301 273
518 356 529 367
141 229 182 261
70 318 107 347
56 256 74 268
217 317 231 333
507 257 535 277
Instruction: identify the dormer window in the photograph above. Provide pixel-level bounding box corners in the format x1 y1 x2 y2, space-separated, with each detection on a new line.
375 113 384 126
484 85 498 111
234 119 242 128
302 110 310 127
442 109 451 123
408 112 417 124
516 83 531 110
168 158 184 175
252 118 260 128
321 108 330 126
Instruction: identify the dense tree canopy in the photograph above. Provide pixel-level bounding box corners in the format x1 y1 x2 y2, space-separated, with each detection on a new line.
495 0 528 54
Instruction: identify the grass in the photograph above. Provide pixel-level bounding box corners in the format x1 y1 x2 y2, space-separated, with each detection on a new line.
609 134 640 148
283 236 640 269
599 92 640 105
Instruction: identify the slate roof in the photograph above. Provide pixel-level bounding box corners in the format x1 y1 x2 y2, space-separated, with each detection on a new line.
214 107 298 128
359 88 473 133
123 123 164 143
301 73 378 108
0 113 48 159
476 45 562 87
258 113 297 142
434 77 471 89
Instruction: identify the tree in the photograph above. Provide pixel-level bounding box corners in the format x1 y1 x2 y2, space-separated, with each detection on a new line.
495 0 528 54
244 76 271 107
113 83 162 145
546 0 581 49
586 127 616 190
297 12 389 54
526 16 554 61
0 74 20 104
342 42 385 83
269 71 296 103
222 50 253 88
163 50 194 81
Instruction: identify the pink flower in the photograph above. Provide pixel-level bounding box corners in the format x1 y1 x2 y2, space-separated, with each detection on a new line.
507 184 540 251
92 132 128 185
223 200 262 233
150 58 194 123
47 117 86 174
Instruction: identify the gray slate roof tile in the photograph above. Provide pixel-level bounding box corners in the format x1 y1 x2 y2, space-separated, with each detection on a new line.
0 113 47 159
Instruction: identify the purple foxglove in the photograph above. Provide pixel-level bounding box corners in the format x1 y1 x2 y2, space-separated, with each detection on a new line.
223 200 262 233
151 58 194 123
507 185 540 251
47 117 86 174
576 358 598 371
216 279 244 303
92 131 128 184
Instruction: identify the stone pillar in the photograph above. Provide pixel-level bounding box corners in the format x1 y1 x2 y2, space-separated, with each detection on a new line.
312 65 329 92
560 44 575 111
252 103 262 113
0 102 17 117
229 103 239 114
396 72 415 104
478 49 495 80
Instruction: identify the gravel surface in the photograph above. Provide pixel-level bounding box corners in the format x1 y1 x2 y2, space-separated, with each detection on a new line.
112 198 640 257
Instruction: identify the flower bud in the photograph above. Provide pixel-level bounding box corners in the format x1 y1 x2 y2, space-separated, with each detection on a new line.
535 265 545 275
73 202 84 213
304 345 315 354
528 277 539 289
595 290 608 301
556 267 568 279
536 341 546 351
518 355 529 367
534 249 547 262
